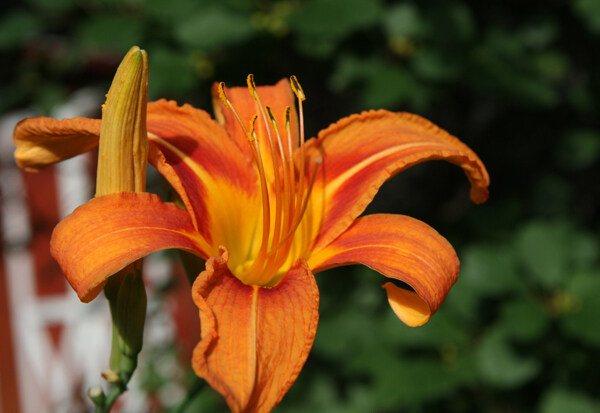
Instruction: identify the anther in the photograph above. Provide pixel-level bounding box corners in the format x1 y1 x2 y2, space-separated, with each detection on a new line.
284 106 291 128
265 106 277 127
218 81 251 138
290 75 305 101
218 82 230 107
247 74 258 99
248 115 258 142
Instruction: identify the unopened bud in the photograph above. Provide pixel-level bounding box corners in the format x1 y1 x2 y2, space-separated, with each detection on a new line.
96 45 149 196
97 46 149 382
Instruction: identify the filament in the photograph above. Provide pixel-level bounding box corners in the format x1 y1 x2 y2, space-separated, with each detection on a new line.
220 75 316 286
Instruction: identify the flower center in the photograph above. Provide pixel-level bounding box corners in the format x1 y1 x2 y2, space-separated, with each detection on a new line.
219 75 320 287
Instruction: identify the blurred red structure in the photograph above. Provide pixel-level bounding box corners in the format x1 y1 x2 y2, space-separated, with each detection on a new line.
0 91 199 412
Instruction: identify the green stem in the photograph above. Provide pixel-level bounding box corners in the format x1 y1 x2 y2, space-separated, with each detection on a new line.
92 267 145 412
93 382 127 413
171 378 205 413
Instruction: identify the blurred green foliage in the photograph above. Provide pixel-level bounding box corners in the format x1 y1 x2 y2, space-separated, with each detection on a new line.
2 0 599 411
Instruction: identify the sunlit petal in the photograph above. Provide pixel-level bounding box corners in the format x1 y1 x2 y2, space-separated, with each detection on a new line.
51 192 209 302
308 214 459 327
13 117 101 171
147 100 259 251
303 110 490 251
192 248 319 413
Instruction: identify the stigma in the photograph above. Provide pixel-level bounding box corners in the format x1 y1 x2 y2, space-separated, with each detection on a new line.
218 75 320 286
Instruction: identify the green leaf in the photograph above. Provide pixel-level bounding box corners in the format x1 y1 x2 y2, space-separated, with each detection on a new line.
459 245 521 295
383 3 423 39
35 83 66 115
313 306 379 362
289 0 383 58
412 50 459 81
427 1 475 44
539 387 600 413
518 18 559 49
476 330 540 389
379 309 470 349
26 0 77 14
294 34 337 58
175 8 254 50
556 129 600 170
331 55 418 108
516 221 573 288
574 0 600 34
469 27 561 108
145 0 202 21
531 51 569 81
361 65 412 108
371 357 475 409
147 48 199 100
560 272 600 347
76 15 144 53
289 0 383 39
177 385 224 413
0 11 41 50
285 375 343 413
498 297 550 342
530 174 571 217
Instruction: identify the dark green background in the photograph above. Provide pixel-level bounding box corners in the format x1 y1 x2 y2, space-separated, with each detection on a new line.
2 0 599 411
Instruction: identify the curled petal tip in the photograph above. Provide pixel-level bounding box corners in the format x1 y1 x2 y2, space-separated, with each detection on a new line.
382 282 431 327
471 186 490 204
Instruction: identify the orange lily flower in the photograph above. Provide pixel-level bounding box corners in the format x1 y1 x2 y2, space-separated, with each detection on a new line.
13 76 489 412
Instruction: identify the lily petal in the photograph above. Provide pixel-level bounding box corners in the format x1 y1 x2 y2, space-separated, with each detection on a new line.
13 117 101 171
51 192 208 302
146 99 260 258
307 214 459 327
304 110 490 251
192 248 319 413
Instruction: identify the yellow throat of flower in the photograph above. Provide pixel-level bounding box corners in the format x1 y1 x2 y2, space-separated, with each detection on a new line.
219 75 320 287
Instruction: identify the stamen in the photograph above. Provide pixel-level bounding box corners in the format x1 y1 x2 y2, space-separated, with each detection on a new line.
218 82 250 137
217 82 229 107
246 112 271 278
290 75 305 101
289 76 306 146
262 106 296 277
266 105 286 175
265 105 277 127
283 106 296 221
284 106 294 160
247 74 258 99
247 79 283 245
248 115 258 142
219 75 317 286
289 76 307 231
244 76 287 283
268 157 321 253
247 76 278 171
265 106 287 165
264 106 289 247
